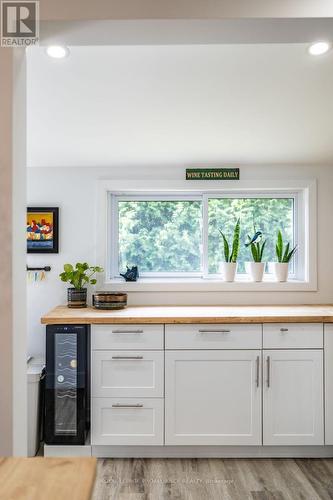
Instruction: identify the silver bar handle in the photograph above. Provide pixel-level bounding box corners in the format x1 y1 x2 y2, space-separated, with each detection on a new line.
256 355 260 388
266 356 271 388
112 329 144 334
111 356 143 360
280 328 289 332
112 403 143 408
198 329 231 333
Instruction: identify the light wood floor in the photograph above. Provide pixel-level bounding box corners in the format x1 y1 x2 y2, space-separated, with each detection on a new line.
0 457 96 500
92 458 333 500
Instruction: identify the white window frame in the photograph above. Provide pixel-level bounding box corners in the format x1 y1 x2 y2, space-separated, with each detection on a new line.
96 179 316 292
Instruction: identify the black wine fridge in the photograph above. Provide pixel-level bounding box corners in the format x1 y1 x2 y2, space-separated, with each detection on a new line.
45 325 90 445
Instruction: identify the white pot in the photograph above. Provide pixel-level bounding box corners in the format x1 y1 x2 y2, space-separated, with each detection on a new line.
219 262 237 282
273 262 289 282
246 262 266 282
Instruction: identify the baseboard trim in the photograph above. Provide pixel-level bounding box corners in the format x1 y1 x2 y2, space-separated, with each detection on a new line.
43 440 333 459
91 445 333 459
44 433 92 457
44 444 92 457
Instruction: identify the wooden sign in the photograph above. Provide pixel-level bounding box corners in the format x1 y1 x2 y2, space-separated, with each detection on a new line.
186 168 240 180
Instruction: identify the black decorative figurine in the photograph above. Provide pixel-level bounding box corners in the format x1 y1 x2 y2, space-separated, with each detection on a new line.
120 266 139 282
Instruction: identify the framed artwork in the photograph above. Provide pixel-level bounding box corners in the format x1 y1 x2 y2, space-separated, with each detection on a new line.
27 207 59 253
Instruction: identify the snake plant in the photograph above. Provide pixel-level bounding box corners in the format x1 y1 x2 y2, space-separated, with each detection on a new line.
246 235 266 262
276 230 297 263
219 219 240 263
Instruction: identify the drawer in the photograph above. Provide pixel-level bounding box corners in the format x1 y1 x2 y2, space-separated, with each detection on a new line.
165 324 262 349
92 350 164 398
263 323 323 349
92 398 164 445
91 324 163 350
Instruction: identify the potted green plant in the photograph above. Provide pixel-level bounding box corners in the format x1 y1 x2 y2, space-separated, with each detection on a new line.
245 230 266 282
218 219 240 282
59 262 103 308
273 230 297 282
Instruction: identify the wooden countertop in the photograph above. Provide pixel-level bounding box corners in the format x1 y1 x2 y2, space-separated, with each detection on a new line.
41 304 333 324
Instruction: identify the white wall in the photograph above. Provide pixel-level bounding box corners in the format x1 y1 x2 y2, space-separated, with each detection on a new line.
12 49 28 456
27 164 333 357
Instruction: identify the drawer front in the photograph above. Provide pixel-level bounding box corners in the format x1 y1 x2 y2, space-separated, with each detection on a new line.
165 324 262 349
263 323 323 349
92 350 164 398
92 398 164 445
91 324 164 350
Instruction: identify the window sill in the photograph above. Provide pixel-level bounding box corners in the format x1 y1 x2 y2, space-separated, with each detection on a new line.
102 277 317 292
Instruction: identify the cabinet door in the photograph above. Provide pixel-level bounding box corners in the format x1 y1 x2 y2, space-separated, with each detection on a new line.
324 325 333 444
263 350 323 446
165 350 262 445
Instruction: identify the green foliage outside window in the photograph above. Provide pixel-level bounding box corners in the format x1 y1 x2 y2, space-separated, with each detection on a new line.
117 198 294 275
208 198 293 273
118 200 202 273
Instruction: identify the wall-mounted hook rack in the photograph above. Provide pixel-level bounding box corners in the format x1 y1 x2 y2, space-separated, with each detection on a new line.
26 266 51 272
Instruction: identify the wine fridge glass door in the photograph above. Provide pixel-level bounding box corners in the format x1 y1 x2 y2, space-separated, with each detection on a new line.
54 333 77 436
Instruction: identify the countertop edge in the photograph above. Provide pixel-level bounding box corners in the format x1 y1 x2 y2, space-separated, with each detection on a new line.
40 316 333 325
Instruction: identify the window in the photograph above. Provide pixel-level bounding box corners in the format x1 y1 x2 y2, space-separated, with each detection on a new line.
109 191 303 281
117 198 202 275
207 196 294 274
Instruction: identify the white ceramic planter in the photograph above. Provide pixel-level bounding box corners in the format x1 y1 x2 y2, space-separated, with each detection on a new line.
219 262 237 282
246 262 266 282
272 262 289 282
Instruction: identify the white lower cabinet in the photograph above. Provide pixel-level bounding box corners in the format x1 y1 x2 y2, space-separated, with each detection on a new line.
325 325 333 444
92 398 164 445
89 323 326 451
263 349 324 446
165 350 262 445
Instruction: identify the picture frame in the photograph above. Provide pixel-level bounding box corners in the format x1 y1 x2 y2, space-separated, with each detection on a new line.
27 207 59 253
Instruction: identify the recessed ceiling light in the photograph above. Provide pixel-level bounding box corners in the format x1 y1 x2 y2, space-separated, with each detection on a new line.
308 41 331 56
46 45 70 59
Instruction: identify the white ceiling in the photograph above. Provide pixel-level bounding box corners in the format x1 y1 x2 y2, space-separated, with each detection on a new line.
27 44 333 167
